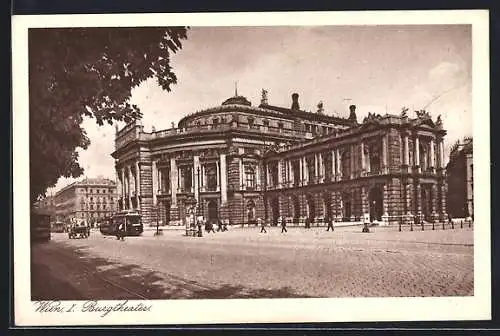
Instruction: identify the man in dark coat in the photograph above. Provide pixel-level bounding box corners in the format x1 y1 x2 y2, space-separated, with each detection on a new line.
326 217 334 232
280 216 287 233
259 217 267 233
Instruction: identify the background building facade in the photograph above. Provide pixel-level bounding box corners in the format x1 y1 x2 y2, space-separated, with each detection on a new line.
446 138 473 218
54 177 119 226
112 91 448 227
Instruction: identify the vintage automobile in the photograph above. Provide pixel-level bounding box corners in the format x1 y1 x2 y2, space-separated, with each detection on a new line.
68 222 90 239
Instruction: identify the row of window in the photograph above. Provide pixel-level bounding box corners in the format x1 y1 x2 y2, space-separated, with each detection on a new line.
81 204 114 210
78 187 115 194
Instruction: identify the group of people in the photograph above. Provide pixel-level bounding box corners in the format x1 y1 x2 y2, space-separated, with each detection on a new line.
257 216 336 233
194 216 230 234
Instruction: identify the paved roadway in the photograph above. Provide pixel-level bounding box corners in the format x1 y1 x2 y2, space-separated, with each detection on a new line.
31 226 474 300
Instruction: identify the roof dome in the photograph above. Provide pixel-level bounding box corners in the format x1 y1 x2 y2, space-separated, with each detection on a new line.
221 95 252 106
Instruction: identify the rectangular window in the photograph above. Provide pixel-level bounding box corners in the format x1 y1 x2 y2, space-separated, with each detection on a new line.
263 119 270 127
248 117 255 128
278 122 284 130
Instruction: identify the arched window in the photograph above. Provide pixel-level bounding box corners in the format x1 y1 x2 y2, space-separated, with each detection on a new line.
206 164 217 191
247 200 256 223
181 166 193 192
341 149 351 179
307 157 315 182
245 165 256 189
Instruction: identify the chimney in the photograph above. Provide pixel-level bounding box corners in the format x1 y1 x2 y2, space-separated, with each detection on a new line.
291 93 300 110
348 104 358 123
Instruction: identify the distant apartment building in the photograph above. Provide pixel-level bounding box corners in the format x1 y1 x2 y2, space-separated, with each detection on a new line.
54 177 119 226
446 138 473 218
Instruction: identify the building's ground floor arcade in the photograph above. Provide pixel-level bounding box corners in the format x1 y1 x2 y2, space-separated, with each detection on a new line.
132 175 447 227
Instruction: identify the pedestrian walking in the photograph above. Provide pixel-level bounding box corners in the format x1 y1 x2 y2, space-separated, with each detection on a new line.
116 222 125 240
207 221 216 233
222 219 229 232
216 219 223 232
280 216 287 233
258 217 267 233
326 217 334 232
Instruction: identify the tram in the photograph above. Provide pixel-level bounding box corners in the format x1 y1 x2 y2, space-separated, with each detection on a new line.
100 210 143 237
31 209 52 243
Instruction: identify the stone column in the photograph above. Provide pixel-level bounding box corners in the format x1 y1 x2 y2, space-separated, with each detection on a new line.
440 140 445 169
266 163 270 187
135 161 141 210
277 159 283 188
366 144 371 175
289 160 294 187
331 150 336 181
336 148 341 181
303 157 308 185
152 160 158 206
405 183 412 216
360 142 366 176
216 161 220 191
415 183 422 219
120 168 125 210
220 154 227 204
238 157 244 189
127 165 133 209
170 157 177 207
299 158 303 186
382 184 389 224
440 181 448 221
415 136 420 173
430 139 435 171
193 155 200 202
382 134 388 174
319 152 324 183
255 162 261 189
200 164 205 191
403 134 409 166
431 183 438 223
361 187 369 218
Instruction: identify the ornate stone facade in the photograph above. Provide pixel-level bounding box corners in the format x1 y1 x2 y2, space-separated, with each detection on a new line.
112 92 447 227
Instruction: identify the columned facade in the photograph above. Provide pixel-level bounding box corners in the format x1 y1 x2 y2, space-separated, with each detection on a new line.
112 92 447 228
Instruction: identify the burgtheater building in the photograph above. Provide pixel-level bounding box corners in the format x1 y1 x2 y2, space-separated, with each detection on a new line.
112 90 448 227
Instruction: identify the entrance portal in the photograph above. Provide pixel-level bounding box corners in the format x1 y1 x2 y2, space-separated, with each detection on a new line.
292 197 300 223
207 200 218 224
270 197 279 226
342 192 351 221
323 193 331 220
368 186 383 221
421 185 432 222
306 195 316 221
246 200 256 225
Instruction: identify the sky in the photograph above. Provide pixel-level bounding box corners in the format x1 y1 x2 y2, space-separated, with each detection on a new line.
47 25 472 195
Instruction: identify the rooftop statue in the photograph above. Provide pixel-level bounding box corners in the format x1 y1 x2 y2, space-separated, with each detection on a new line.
400 106 409 118
435 114 443 128
362 112 382 123
415 109 431 119
317 101 324 114
261 89 268 105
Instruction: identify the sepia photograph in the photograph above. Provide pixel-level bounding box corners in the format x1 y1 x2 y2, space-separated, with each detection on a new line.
12 10 490 326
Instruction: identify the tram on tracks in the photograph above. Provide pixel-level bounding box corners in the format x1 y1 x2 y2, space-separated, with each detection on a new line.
99 210 143 237
31 208 52 243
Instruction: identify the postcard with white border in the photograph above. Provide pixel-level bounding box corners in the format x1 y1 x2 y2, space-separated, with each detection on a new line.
12 10 490 326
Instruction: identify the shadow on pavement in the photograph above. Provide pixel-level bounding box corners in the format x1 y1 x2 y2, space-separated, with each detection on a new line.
31 242 310 300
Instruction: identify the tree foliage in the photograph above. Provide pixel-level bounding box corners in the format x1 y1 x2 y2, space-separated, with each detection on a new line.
29 27 189 204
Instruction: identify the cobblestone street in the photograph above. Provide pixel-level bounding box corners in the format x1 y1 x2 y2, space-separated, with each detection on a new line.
31 226 474 300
